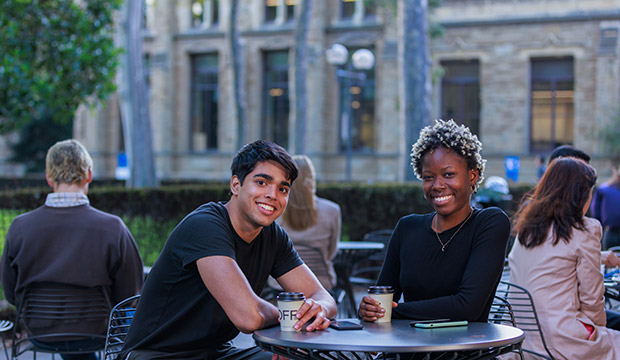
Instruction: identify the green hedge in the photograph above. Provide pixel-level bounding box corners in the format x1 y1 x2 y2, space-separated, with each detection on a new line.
0 182 533 247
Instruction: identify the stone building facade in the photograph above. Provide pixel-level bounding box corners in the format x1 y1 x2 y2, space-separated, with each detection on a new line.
1 0 619 183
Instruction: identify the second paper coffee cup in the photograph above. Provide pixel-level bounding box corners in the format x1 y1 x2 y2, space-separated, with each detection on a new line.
277 292 306 331
368 286 394 323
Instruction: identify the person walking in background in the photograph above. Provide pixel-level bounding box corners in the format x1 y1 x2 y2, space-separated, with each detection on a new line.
509 157 620 359
358 119 510 323
279 155 341 291
1 139 144 360
590 162 620 250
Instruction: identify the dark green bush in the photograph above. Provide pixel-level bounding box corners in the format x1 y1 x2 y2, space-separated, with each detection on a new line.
1 182 533 246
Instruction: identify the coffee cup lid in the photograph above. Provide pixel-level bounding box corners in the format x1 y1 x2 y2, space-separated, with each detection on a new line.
277 292 306 301
368 286 394 294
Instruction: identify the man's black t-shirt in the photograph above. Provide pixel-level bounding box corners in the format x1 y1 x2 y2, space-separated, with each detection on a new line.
122 202 302 354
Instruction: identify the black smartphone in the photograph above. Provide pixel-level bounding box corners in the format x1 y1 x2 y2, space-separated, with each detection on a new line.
329 320 364 330
409 319 468 328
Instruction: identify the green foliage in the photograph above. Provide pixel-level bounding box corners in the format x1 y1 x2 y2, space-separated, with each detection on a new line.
122 216 181 266
1 182 534 248
0 0 122 134
9 113 73 173
317 183 434 241
0 209 24 256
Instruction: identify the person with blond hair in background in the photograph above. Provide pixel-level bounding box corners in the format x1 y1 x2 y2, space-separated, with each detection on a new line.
279 155 341 290
509 157 620 359
1 139 144 360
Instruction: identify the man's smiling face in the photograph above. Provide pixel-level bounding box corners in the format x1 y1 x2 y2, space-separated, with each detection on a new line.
232 160 291 231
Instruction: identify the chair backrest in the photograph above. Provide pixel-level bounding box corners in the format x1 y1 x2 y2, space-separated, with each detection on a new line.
294 245 345 305
488 295 516 327
12 283 112 358
488 295 523 360
104 294 140 360
495 281 555 360
361 229 392 262
295 244 330 280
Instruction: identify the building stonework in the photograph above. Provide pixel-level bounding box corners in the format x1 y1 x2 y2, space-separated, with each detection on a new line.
1 0 619 183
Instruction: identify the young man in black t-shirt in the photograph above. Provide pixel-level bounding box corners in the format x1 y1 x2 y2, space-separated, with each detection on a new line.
121 140 337 360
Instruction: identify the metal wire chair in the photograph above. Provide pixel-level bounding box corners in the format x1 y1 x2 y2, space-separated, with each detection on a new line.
104 294 140 360
495 281 555 360
11 283 111 359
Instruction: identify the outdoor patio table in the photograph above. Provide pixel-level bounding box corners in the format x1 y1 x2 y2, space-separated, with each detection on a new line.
253 318 525 360
334 242 385 318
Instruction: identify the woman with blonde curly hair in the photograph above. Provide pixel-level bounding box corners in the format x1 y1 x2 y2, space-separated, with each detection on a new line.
359 119 510 322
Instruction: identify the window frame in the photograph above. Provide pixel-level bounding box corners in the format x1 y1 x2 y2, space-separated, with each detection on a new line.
189 53 220 152
439 59 481 137
529 57 575 154
191 0 220 29
337 47 377 153
262 50 291 149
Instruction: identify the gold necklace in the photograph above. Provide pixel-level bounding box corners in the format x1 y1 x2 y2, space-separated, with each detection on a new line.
434 209 473 252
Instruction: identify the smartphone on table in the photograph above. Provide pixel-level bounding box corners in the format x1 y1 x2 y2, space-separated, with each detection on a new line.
329 320 364 330
410 319 468 328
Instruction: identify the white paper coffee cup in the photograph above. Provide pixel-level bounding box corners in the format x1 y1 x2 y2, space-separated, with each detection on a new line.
277 292 306 331
368 286 394 323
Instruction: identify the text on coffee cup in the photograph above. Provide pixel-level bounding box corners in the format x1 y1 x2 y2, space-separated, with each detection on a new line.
279 309 298 321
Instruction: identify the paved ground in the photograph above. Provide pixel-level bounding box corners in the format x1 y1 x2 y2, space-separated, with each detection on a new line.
3 331 255 360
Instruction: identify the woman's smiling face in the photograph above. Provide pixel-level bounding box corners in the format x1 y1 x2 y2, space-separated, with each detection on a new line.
421 146 478 219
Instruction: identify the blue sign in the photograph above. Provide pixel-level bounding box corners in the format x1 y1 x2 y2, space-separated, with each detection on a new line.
505 156 520 182
116 152 129 180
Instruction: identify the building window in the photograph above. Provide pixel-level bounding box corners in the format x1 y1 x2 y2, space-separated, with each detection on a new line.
265 0 296 24
338 49 376 152
440 59 480 136
191 0 219 28
190 54 219 151
340 0 376 22
530 57 574 153
143 54 151 99
262 50 290 149
143 0 155 29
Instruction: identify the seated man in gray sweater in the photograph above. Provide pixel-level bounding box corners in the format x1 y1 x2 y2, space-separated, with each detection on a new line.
1 139 144 360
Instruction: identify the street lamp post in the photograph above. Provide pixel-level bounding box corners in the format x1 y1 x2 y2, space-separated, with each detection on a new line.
326 44 375 181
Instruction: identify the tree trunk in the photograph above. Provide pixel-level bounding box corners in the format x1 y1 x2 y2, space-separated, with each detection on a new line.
230 0 247 150
293 0 313 155
401 0 432 181
118 0 157 188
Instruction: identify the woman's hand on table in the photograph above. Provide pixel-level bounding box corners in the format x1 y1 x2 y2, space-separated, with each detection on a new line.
358 295 398 322
294 298 331 331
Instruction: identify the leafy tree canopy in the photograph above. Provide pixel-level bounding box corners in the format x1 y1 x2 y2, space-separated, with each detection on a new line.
0 0 122 134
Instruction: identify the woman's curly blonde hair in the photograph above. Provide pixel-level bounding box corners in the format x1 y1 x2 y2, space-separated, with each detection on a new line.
410 119 486 193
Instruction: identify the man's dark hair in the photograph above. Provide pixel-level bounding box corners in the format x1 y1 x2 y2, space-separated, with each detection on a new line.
231 140 298 185
548 145 591 164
